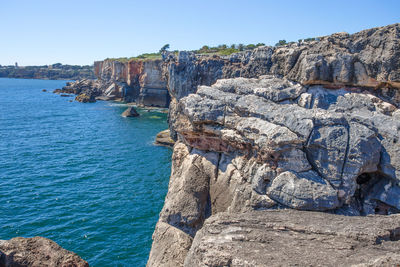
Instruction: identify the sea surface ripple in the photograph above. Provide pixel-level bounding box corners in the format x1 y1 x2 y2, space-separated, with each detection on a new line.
0 78 172 266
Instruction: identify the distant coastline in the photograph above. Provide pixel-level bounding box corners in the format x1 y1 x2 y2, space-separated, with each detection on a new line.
0 63 95 80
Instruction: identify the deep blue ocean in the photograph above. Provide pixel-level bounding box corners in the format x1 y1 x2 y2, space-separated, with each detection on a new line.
0 78 172 266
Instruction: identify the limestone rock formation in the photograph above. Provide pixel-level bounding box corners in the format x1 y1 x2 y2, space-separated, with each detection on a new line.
75 93 95 103
155 129 174 147
163 23 400 138
0 236 88 267
58 59 169 107
91 59 169 107
148 23 400 266
121 106 140 117
168 75 400 216
185 210 400 266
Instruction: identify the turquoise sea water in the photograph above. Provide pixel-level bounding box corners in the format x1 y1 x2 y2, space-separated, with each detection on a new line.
0 78 172 266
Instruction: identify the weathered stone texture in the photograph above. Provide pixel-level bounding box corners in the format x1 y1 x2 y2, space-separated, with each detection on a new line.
67 59 169 106
0 237 88 267
148 23 400 266
185 210 400 267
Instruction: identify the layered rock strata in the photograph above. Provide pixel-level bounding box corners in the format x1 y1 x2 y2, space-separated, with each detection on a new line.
155 129 175 147
0 237 88 267
185 210 400 266
164 23 400 138
149 75 400 266
149 23 400 266
57 59 169 106
93 59 169 106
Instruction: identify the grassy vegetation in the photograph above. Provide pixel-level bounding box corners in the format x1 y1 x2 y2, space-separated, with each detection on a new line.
275 38 318 47
194 43 265 56
105 36 321 62
105 52 163 63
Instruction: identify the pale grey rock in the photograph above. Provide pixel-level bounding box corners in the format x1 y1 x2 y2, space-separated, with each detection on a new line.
146 222 192 267
340 123 381 201
277 149 312 173
184 210 400 267
149 23 400 267
147 143 218 267
297 92 312 108
172 74 400 215
121 106 139 117
251 164 276 194
158 144 218 236
305 125 349 188
267 170 339 210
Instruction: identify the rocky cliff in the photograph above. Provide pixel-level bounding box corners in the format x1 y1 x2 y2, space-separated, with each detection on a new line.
0 237 88 267
87 59 169 106
148 23 400 266
164 23 400 138
58 58 169 106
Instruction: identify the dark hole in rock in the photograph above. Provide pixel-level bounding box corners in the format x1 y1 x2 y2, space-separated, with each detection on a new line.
352 172 400 216
356 173 372 185
390 227 400 241
394 138 398 144
270 155 275 159
374 200 399 215
375 227 400 244
354 172 386 215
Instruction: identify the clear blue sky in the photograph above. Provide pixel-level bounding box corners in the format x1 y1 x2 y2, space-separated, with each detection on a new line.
1 0 399 66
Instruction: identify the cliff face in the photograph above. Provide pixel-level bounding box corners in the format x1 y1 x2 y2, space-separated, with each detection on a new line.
164 23 400 138
94 60 127 82
91 59 169 107
148 23 400 266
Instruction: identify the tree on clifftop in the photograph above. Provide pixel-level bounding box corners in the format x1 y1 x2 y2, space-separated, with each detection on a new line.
159 44 170 53
275 40 287 46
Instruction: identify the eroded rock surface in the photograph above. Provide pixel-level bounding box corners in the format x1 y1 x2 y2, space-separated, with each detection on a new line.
163 23 400 138
0 237 88 267
172 75 400 215
59 59 169 107
149 23 400 267
149 75 400 266
121 106 140 117
155 129 175 147
185 210 400 267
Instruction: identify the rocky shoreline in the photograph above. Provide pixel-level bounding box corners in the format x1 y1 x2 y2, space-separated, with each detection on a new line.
7 23 400 266
53 59 170 107
0 237 88 267
147 23 400 266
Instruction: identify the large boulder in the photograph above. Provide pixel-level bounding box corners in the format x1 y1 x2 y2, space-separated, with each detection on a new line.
155 129 174 147
75 93 96 103
121 106 140 117
0 237 88 267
